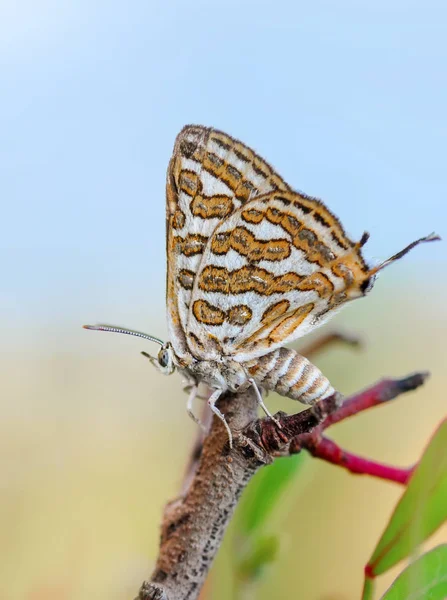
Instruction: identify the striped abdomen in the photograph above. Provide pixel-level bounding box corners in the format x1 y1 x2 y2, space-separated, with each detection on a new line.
243 347 334 404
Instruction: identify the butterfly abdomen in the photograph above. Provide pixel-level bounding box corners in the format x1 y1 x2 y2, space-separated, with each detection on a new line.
244 347 335 404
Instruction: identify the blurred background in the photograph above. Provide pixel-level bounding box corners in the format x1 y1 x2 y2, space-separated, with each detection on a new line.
1 1 446 598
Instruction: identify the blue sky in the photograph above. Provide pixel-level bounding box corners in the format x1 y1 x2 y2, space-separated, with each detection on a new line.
2 0 445 345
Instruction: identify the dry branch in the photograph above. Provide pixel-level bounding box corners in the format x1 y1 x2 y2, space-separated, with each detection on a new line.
136 372 428 600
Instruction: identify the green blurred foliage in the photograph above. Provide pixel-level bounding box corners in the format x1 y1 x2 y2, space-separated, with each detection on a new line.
367 419 447 577
236 534 280 582
380 545 447 600
361 420 447 600
235 454 306 536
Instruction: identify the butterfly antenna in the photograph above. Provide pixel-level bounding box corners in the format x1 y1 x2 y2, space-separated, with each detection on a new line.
83 324 164 346
368 232 441 277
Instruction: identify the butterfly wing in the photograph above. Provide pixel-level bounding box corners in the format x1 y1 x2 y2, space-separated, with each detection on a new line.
186 190 372 362
166 125 291 359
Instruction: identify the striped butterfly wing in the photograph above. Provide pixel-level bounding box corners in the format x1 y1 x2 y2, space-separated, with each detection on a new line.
186 189 372 362
166 125 291 359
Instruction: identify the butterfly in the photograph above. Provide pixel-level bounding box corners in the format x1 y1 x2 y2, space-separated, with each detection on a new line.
85 125 439 446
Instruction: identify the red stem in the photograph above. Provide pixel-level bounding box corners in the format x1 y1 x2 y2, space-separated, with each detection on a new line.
321 373 429 430
281 373 428 485
300 435 415 485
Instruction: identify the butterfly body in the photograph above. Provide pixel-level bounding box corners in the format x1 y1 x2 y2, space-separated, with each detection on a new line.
176 352 249 394
168 335 333 402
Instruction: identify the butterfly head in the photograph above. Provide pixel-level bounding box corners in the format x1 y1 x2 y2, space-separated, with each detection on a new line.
156 342 176 375
350 231 441 299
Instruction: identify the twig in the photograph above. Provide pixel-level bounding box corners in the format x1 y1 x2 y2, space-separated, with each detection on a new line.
298 330 362 359
135 372 428 600
296 436 414 484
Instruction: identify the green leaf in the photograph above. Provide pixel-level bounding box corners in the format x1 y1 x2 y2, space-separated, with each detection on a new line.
235 452 306 535
367 419 447 577
236 534 280 581
227 452 306 594
381 545 447 600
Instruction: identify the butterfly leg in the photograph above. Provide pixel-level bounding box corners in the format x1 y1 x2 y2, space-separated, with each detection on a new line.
186 384 207 431
248 378 281 428
183 380 208 401
207 388 233 448
141 351 166 373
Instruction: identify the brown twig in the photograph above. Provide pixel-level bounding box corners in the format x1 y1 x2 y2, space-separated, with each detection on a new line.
136 372 428 600
298 330 362 359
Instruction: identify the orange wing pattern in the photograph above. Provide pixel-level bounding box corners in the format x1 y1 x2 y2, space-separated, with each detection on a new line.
186 190 371 361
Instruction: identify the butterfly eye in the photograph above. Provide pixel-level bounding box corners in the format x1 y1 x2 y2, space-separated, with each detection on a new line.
158 349 170 368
